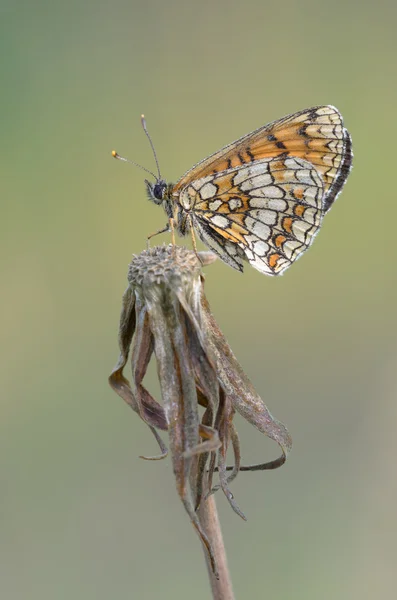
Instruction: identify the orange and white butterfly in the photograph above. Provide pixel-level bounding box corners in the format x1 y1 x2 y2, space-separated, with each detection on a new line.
113 105 352 276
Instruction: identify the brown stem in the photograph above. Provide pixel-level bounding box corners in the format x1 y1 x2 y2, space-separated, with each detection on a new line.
197 493 235 600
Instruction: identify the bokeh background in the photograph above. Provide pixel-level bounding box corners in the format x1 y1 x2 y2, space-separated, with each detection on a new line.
2 0 397 598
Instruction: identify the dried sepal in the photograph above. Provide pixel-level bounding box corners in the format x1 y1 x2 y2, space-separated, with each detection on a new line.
109 245 292 577
108 286 168 458
202 295 292 469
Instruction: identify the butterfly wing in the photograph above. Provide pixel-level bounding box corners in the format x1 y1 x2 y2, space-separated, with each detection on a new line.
174 105 352 214
179 156 325 275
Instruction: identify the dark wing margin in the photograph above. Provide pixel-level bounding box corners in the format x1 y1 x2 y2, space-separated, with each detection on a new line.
323 127 353 213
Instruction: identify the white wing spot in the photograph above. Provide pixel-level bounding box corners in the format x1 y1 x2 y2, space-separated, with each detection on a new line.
318 106 336 115
310 124 331 138
316 115 335 124
300 186 322 208
328 140 342 153
210 215 229 229
244 217 271 240
292 220 314 243
296 169 315 185
250 185 284 199
245 253 273 275
240 173 272 191
249 197 268 209
192 175 213 191
301 207 320 225
252 240 269 257
283 239 304 259
268 198 288 212
200 182 218 200
323 154 335 166
228 198 242 210
209 199 222 211
244 248 254 260
285 157 305 170
233 162 270 186
233 167 251 186
249 209 277 225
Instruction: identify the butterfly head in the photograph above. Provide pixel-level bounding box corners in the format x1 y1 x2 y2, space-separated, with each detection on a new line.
145 178 168 205
113 114 169 206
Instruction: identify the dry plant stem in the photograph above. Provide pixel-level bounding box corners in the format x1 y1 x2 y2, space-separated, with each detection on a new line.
198 493 235 600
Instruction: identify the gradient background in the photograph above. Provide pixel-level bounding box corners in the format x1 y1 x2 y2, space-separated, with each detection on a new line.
2 1 397 598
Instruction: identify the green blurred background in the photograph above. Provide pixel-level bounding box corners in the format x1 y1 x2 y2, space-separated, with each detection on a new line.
2 0 397 598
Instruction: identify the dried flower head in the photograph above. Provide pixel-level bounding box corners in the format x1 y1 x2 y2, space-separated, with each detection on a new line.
109 245 292 575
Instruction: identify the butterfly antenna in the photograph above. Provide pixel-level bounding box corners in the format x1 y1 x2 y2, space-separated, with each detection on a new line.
141 114 162 180
111 150 157 180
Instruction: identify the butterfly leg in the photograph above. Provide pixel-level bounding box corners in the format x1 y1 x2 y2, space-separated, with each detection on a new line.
169 217 176 246
146 222 171 249
187 214 202 264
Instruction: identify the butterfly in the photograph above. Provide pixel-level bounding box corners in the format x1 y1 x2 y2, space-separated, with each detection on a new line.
113 105 352 275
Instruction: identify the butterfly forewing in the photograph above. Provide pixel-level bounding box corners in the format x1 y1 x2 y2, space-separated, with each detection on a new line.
171 105 352 275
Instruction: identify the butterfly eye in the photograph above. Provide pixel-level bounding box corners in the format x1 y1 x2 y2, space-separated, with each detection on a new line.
146 179 166 205
153 182 166 200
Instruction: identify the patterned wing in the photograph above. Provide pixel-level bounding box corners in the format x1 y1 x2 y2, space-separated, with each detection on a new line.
174 105 352 213
179 157 325 275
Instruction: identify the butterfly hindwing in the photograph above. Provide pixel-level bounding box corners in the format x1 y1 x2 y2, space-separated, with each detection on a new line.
180 156 325 275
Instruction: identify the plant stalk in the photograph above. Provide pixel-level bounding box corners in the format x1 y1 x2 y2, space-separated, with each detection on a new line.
197 493 235 600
